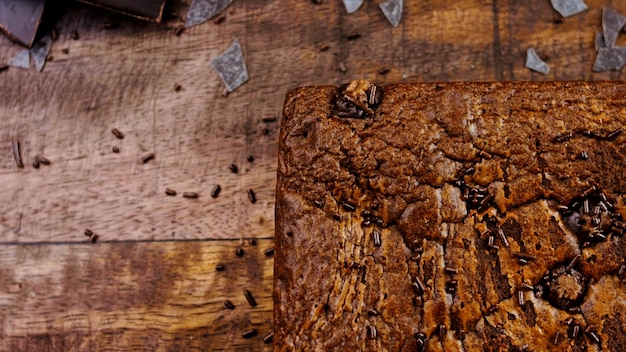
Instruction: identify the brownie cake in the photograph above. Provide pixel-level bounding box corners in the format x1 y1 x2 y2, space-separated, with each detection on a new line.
274 81 626 351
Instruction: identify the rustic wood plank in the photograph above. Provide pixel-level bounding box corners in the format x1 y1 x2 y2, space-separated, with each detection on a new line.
0 240 274 351
1 1 622 242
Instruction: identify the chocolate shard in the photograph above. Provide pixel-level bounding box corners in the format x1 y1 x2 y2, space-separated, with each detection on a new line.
7 49 30 70
343 0 363 14
550 0 587 18
76 0 167 22
526 48 550 75
210 38 249 93
592 47 626 72
185 0 234 28
602 8 626 48
29 34 52 72
379 0 403 27
0 0 45 47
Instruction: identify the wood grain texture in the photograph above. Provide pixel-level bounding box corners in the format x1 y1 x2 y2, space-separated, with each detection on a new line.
1 0 626 350
0 0 624 242
0 240 274 351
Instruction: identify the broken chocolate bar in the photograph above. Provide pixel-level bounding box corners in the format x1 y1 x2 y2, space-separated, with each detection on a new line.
76 0 167 22
0 0 46 47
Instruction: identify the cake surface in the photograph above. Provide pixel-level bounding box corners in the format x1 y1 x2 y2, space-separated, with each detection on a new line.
274 81 626 351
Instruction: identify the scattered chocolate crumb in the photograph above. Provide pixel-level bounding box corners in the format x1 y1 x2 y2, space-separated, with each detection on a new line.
247 155 254 162
241 329 257 338
173 25 185 36
229 164 239 173
165 188 177 196
244 289 257 307
72 31 79 40
112 146 120 153
318 44 330 52
236 248 245 257
263 331 274 344
378 67 390 75
213 15 226 25
247 189 257 203
211 184 222 198
141 153 155 163
84 229 93 237
111 128 124 139
215 264 225 271
224 300 235 309
261 115 277 123
182 192 199 199
263 247 275 257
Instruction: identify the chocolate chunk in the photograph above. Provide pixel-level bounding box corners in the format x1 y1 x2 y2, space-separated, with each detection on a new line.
550 0 587 18
76 0 167 22
379 0 403 27
540 265 588 309
526 48 550 75
210 38 249 92
332 80 382 119
185 0 234 28
0 0 45 47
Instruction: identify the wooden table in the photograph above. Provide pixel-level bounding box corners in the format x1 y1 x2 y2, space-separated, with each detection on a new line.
1 0 624 350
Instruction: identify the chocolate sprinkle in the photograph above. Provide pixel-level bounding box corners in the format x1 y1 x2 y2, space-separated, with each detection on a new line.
518 291 525 306
367 325 377 339
235 248 244 257
211 184 221 198
111 128 124 139
165 188 177 196
367 308 379 316
229 164 238 173
141 153 155 164
342 201 356 212
247 189 257 204
32 160 40 169
182 192 199 199
263 331 274 344
13 141 23 168
244 289 257 307
84 229 93 237
37 156 50 165
112 146 120 153
215 264 225 271
263 247 274 257
607 128 623 140
90 234 99 243
261 115 277 123
372 230 382 247
241 329 257 338
224 300 235 309
247 155 254 162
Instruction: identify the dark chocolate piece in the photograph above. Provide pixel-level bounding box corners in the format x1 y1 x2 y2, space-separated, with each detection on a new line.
76 0 167 22
0 0 45 47
379 0 403 27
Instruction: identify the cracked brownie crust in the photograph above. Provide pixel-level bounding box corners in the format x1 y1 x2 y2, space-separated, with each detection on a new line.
274 81 626 351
